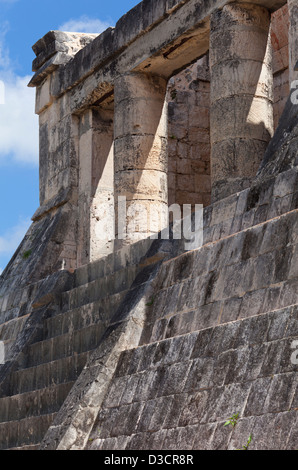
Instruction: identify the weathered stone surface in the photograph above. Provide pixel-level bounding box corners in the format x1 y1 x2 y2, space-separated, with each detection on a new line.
30 0 286 108
167 56 211 207
39 237 184 450
257 93 298 183
0 0 297 452
271 4 289 128
86 306 298 450
32 31 98 72
114 72 168 245
210 3 274 201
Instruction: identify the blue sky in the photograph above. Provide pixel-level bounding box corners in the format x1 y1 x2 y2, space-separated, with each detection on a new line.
0 0 139 273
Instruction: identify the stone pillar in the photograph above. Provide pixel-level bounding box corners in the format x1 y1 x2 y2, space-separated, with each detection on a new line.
30 31 98 207
114 72 168 246
210 3 273 202
77 107 114 265
288 0 298 84
29 31 98 272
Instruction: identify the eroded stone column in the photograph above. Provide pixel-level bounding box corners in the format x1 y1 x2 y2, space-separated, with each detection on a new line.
210 3 273 202
29 31 99 272
78 107 114 265
288 0 298 84
114 72 168 246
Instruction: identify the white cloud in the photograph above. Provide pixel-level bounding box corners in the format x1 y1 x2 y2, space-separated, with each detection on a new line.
0 218 31 257
59 15 111 34
0 22 38 165
0 75 38 164
0 15 113 167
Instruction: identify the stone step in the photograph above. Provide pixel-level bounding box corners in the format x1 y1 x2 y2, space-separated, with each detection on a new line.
0 307 21 326
0 315 30 364
60 266 137 313
9 351 89 396
139 209 298 346
0 315 29 342
0 382 74 423
43 291 126 340
87 305 298 451
0 284 34 325
202 168 298 246
73 238 152 288
0 339 15 362
9 444 40 450
0 413 56 450
25 323 105 368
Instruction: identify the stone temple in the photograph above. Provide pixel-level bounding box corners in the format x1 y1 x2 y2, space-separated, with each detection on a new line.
0 0 297 450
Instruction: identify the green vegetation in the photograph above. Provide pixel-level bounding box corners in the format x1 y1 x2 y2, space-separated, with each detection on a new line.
224 413 239 428
237 435 253 451
146 297 155 307
22 250 32 260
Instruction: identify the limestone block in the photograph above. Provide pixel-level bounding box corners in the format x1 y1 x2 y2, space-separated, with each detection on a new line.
114 98 167 139
211 96 273 142
76 107 115 264
210 3 273 201
90 193 115 260
79 129 93 193
114 135 167 172
211 26 271 68
39 100 61 129
114 169 167 202
167 57 211 208
211 61 273 102
114 72 168 244
115 73 167 103
211 138 268 186
35 76 52 114
32 31 98 70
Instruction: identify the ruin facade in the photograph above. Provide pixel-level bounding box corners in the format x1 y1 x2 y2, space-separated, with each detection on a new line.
0 0 297 450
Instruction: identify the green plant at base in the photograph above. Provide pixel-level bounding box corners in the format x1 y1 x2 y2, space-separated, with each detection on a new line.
224 413 239 428
237 434 252 451
22 250 32 260
146 297 155 307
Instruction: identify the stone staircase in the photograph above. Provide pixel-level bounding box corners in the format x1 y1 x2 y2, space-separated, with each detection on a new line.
0 168 297 450
0 316 29 370
0 239 153 450
87 304 298 451
85 207 298 450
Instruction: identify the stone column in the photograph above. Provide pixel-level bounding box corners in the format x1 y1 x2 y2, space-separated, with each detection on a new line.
210 3 273 202
288 0 298 84
29 31 99 272
114 72 168 246
77 107 114 265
